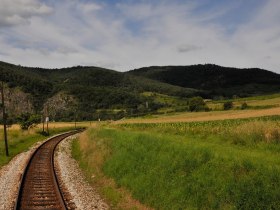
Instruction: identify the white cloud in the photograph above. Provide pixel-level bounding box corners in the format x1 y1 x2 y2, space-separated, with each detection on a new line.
0 0 279 73
0 0 53 27
177 44 202 53
79 2 103 13
231 0 280 71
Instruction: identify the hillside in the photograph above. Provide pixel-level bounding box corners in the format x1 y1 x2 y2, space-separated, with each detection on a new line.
0 61 197 121
128 64 280 98
1 61 280 121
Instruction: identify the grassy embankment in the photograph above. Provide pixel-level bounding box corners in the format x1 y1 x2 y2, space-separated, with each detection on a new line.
72 125 152 210
73 115 280 209
0 122 84 168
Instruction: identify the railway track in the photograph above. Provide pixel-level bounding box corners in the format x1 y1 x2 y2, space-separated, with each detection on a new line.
14 130 82 210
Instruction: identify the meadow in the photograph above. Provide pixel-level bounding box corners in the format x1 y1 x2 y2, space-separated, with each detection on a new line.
140 92 280 114
73 115 280 209
207 93 280 110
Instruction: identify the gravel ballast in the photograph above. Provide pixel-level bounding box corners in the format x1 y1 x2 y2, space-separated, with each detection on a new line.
55 135 109 210
0 140 46 210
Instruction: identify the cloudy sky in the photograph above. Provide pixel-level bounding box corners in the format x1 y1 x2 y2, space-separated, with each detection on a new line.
0 0 279 72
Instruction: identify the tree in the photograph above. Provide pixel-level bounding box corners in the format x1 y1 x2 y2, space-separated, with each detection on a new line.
17 113 41 130
223 101 233 110
189 96 208 112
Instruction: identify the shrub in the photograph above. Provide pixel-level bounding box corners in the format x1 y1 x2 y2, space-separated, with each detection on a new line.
241 102 248 110
17 113 41 130
189 96 208 112
223 101 233 110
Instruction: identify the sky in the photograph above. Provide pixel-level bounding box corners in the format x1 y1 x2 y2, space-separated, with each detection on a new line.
0 0 279 73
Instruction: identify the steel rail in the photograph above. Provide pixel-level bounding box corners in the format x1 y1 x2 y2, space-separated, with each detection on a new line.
14 130 82 210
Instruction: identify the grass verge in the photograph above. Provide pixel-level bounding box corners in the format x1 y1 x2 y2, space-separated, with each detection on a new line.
72 130 153 210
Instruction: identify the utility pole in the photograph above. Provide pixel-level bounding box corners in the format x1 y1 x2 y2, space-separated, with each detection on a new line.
74 111 77 129
42 114 45 133
1 81 9 156
46 105 49 135
74 106 78 129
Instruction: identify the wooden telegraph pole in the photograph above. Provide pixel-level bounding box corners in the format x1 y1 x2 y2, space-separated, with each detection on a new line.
74 106 77 129
1 81 9 156
46 105 49 135
74 111 77 129
42 114 45 133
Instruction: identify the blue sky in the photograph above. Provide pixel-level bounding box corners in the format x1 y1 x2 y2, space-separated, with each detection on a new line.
0 0 279 72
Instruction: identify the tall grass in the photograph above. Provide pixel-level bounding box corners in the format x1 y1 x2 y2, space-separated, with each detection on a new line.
120 116 280 146
74 116 280 209
78 127 280 209
72 130 153 210
0 126 78 167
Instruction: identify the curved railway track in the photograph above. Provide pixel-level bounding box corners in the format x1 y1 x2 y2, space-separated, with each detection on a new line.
14 130 82 210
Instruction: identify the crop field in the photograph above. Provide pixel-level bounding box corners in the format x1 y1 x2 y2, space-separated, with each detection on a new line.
120 115 280 144
73 114 280 209
116 106 280 124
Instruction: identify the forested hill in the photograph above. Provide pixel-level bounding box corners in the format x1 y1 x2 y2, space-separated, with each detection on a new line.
0 61 197 121
128 64 280 97
1 61 280 121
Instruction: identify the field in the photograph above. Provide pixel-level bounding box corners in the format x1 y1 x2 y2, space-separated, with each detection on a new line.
207 93 280 110
116 106 280 124
73 114 280 209
73 93 280 210
140 92 280 114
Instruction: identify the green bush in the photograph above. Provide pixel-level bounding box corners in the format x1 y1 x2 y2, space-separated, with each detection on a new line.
223 101 233 110
241 102 248 110
189 96 208 112
17 113 41 130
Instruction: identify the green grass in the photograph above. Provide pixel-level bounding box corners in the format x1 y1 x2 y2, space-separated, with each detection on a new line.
0 126 78 167
141 92 280 113
72 129 152 209
142 92 188 105
120 116 280 146
99 128 280 209
141 92 189 113
207 93 280 111
74 116 280 209
211 93 280 103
